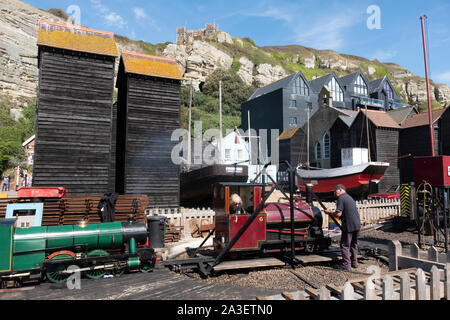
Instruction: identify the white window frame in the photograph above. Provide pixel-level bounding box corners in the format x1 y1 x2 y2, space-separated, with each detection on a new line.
326 77 343 102
323 133 330 159
315 142 322 160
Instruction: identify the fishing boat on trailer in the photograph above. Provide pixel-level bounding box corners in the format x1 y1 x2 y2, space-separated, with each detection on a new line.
295 161 390 200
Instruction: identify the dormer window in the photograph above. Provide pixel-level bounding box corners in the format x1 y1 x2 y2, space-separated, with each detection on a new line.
326 77 343 102
354 75 368 96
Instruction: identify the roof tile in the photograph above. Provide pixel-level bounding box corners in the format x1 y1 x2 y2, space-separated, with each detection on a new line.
37 20 118 57
401 108 447 128
121 51 183 80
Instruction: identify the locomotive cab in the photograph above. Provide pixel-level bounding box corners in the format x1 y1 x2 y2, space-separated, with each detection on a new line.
213 183 267 254
213 182 331 256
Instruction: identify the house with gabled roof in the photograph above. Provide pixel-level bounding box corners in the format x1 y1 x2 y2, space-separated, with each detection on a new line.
339 70 378 110
240 69 437 193
241 70 315 155
369 76 403 110
330 109 402 193
309 72 346 109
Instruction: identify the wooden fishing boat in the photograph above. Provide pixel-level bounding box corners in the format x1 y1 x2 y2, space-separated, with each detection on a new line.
296 161 390 200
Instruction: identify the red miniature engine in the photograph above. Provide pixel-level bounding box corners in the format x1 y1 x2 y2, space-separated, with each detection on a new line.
213 183 330 256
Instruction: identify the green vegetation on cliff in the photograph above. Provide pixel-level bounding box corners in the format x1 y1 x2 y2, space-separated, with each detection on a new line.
0 94 35 175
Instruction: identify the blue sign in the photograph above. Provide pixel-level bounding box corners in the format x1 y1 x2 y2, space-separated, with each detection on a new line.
6 203 44 227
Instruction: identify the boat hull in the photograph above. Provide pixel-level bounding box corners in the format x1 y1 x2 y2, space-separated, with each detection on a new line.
296 162 390 200
180 164 249 207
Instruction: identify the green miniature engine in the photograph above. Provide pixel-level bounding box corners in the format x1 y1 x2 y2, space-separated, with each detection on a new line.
0 219 155 288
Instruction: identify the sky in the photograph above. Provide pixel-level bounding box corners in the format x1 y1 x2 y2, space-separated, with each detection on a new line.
25 0 450 86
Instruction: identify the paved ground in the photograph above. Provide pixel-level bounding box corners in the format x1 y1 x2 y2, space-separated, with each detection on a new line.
0 264 279 300
0 221 429 300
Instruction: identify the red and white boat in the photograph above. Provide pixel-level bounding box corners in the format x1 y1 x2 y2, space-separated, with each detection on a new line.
296 162 390 200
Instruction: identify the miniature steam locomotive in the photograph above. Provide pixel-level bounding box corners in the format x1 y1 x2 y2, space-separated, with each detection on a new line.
0 220 156 288
212 182 331 257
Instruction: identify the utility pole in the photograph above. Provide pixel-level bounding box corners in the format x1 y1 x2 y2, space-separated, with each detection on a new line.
187 84 193 170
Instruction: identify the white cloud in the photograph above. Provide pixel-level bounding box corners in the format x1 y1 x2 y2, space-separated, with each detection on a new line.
133 7 147 20
294 10 362 50
434 71 450 85
90 0 126 29
249 6 295 23
132 6 160 32
370 49 397 62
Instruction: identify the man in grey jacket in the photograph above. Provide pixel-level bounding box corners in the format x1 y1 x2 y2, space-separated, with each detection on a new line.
324 184 361 271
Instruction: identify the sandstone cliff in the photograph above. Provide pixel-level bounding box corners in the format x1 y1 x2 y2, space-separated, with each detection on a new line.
1 0 449 111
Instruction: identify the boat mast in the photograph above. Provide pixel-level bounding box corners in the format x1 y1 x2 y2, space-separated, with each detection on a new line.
187 83 193 170
365 105 371 162
248 110 252 164
306 103 310 169
420 14 435 157
219 80 223 164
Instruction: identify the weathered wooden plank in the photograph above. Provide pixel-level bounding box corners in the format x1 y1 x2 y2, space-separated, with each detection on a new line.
213 258 285 272
34 47 115 195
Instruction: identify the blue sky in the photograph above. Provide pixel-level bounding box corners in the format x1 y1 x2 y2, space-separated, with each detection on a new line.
26 0 450 85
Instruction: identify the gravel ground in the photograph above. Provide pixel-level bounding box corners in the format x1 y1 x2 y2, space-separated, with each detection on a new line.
179 221 436 292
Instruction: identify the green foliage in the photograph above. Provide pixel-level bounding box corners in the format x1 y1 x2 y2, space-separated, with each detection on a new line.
373 65 390 79
0 94 35 174
418 101 443 113
135 41 171 56
231 60 242 73
179 69 254 136
202 69 255 117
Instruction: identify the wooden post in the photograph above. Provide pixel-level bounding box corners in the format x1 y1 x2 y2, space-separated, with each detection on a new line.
342 282 355 300
319 287 331 300
383 275 394 300
430 265 441 300
389 240 402 271
416 268 427 300
428 247 439 262
411 243 420 259
298 291 308 300
400 272 410 300
445 264 450 300
364 277 376 300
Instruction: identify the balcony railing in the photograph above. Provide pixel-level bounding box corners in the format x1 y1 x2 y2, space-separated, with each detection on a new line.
357 97 385 109
388 101 407 109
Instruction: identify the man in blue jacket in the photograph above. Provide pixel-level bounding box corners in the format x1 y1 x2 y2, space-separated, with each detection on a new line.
324 184 361 271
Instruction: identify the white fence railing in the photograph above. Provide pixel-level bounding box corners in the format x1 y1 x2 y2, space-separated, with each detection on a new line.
260 265 450 300
318 198 400 227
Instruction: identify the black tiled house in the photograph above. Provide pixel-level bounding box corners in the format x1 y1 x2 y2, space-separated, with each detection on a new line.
240 69 435 192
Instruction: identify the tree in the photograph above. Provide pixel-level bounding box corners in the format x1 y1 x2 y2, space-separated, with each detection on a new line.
0 95 35 174
202 69 255 116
